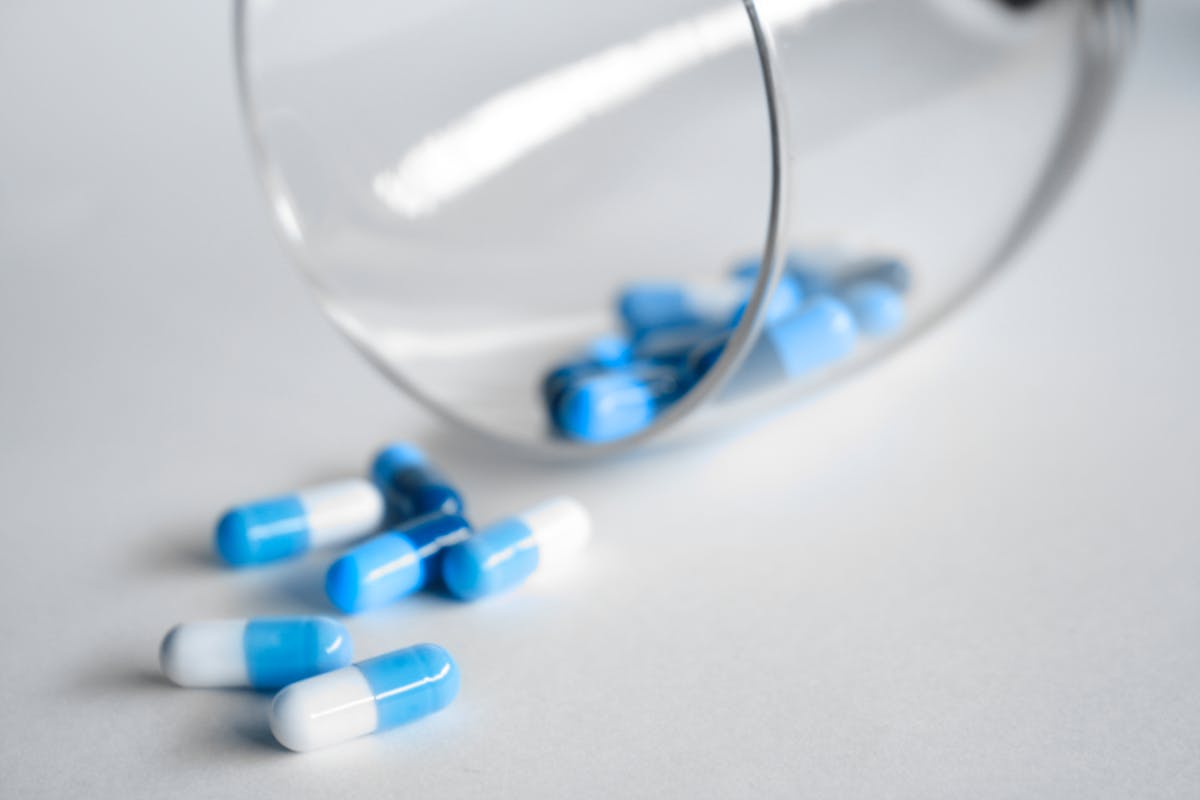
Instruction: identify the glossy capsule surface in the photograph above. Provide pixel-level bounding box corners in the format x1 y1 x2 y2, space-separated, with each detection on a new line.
551 363 690 442
270 644 460 752
371 443 464 522
215 479 386 566
442 497 590 600
325 513 473 613
160 617 352 689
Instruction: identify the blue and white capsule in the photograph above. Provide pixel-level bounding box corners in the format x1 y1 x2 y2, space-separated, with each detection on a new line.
159 617 352 689
690 294 859 392
551 363 690 442
270 644 460 752
325 514 473 613
617 273 803 336
371 443 464 523
442 497 591 601
215 479 386 566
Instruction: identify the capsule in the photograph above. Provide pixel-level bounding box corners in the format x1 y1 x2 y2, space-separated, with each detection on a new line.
325 513 473 613
371 443 464 522
159 617 352 689
541 335 634 409
441 497 590 600
617 273 803 336
840 278 905 337
551 362 690 442
690 294 859 393
215 478 386 566
270 644 460 752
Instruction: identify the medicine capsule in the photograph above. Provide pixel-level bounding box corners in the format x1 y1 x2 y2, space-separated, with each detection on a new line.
541 335 634 409
270 644 459 752
690 294 858 393
617 273 803 336
839 278 905 337
441 497 590 600
551 362 690 442
371 443 464 522
325 513 473 613
215 478 386 566
160 617 352 689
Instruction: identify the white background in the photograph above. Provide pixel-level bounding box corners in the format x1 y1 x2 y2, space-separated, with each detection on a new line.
1 1 1197 797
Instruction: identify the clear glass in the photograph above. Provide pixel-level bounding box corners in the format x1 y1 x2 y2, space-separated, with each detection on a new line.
235 0 1132 456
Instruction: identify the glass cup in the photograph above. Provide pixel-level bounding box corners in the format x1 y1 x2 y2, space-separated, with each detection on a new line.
234 0 1133 455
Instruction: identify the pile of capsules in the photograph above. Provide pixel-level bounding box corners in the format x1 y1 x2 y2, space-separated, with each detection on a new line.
544 251 910 442
159 443 590 752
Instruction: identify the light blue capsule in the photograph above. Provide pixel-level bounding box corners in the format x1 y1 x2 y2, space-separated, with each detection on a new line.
270 644 460 751
358 645 461 730
160 616 352 689
441 497 590 601
840 279 905 336
215 479 386 566
325 513 473 613
690 295 859 393
371 443 465 523
551 363 691 443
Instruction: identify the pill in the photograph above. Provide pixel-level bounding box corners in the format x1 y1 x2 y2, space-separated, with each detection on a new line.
441 497 590 600
551 363 690 442
371 443 464 522
542 335 633 409
270 643 459 752
215 478 386 566
617 273 803 336
690 294 858 394
839 279 905 336
325 513 473 613
160 616 352 689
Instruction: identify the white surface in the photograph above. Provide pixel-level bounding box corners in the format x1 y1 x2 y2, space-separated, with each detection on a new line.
270 666 380 752
297 478 386 547
521 496 593 573
1 1 1198 798
159 620 250 688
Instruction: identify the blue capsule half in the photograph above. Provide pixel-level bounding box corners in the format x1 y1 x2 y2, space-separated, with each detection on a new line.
689 294 859 393
371 443 464 523
325 513 473 613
